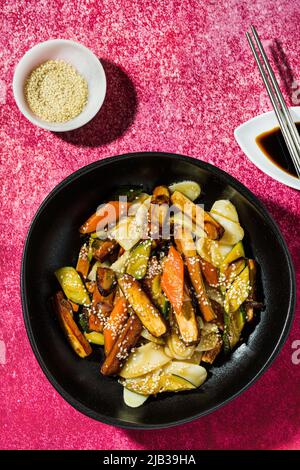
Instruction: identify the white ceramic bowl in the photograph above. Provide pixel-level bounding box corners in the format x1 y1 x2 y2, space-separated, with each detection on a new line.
234 107 300 190
13 39 106 132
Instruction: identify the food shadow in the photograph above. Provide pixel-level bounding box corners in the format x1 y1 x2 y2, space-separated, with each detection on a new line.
270 39 297 105
53 59 137 147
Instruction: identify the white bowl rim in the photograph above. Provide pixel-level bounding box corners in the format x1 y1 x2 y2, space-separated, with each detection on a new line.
13 39 107 132
234 106 300 191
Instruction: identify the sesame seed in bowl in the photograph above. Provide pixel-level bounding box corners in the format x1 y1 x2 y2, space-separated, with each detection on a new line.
13 39 106 132
24 60 88 123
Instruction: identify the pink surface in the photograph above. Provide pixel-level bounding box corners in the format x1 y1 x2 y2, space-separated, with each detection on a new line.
0 0 299 451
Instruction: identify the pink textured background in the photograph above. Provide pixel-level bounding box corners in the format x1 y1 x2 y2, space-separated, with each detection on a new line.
0 0 299 450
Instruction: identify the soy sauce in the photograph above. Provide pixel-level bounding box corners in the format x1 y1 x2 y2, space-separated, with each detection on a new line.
255 123 300 178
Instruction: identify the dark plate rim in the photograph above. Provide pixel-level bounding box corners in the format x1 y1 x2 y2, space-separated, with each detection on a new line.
20 152 296 429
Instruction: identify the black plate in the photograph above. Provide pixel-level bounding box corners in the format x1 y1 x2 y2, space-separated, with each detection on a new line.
21 152 295 429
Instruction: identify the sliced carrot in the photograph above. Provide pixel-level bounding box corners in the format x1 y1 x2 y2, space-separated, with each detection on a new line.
199 256 219 287
76 244 90 278
104 297 128 356
113 286 123 305
173 284 199 344
53 292 92 358
92 284 102 305
148 185 170 237
70 301 79 313
174 228 216 322
161 246 184 316
185 257 216 321
79 201 130 234
118 246 125 258
101 314 143 376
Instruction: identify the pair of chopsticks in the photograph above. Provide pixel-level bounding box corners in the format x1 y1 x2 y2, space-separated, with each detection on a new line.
246 25 300 178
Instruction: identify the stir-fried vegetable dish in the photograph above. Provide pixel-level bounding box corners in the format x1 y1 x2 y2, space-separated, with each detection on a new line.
52 180 262 407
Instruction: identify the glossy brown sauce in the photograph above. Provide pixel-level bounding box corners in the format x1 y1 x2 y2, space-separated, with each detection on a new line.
256 122 300 178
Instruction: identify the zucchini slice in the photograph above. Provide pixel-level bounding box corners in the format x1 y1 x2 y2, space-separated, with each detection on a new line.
123 388 149 407
245 259 257 322
220 257 246 292
163 361 207 387
55 267 91 306
224 266 250 313
120 342 170 379
141 328 165 345
168 180 201 202
143 257 170 318
110 250 131 274
221 241 245 267
84 331 104 345
223 308 246 352
122 369 196 395
210 200 239 223
209 212 244 246
110 216 143 251
126 239 152 279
